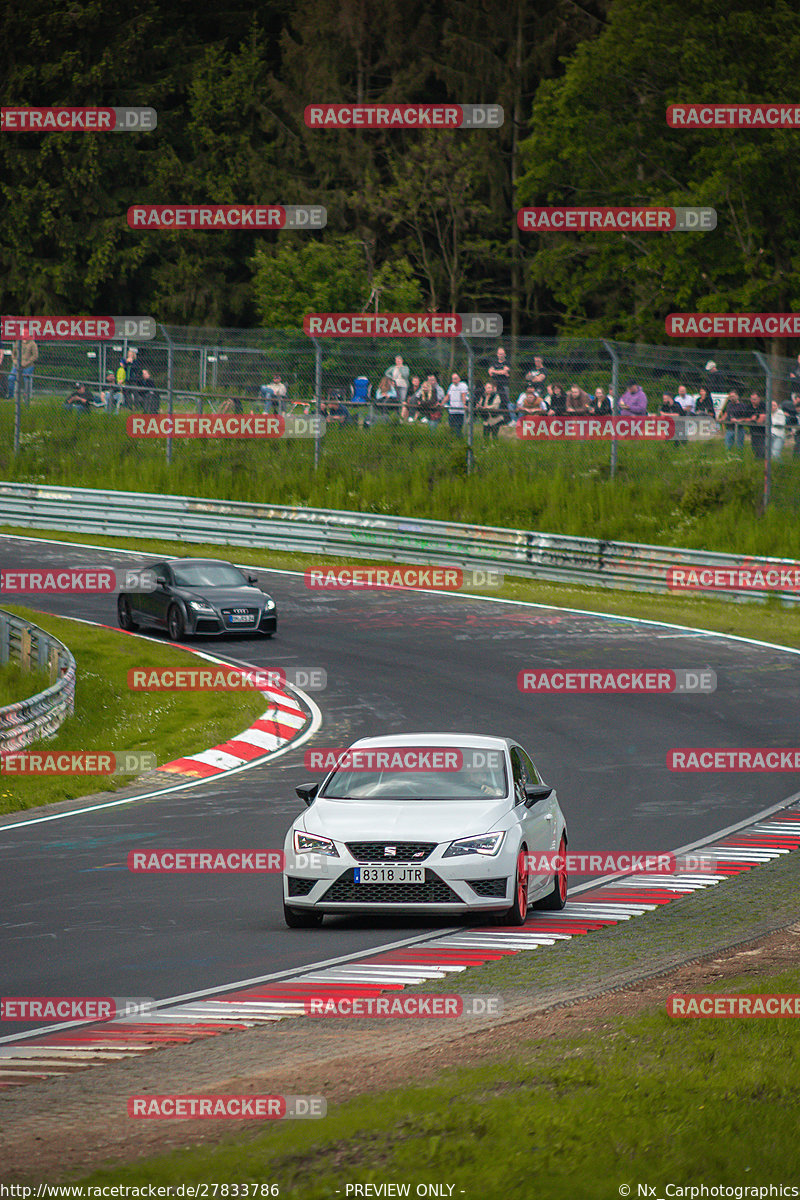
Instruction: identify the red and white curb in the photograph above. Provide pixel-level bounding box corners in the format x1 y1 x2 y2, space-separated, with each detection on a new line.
1 802 798 1087
158 681 311 779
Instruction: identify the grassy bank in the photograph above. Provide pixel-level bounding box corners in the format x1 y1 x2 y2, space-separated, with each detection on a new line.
3 400 800 558
72 962 800 1197
0 606 270 813
0 660 51 708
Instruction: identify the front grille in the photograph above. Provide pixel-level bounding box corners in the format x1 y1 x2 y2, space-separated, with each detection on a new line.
221 607 258 618
321 869 461 904
470 877 509 898
287 876 315 897
346 841 437 863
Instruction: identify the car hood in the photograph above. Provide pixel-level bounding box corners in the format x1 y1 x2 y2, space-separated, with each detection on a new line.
175 586 269 605
304 797 513 843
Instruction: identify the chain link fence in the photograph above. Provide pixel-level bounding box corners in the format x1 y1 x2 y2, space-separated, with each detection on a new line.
2 327 799 511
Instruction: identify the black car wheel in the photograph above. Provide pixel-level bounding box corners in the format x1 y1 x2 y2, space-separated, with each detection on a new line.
118 596 138 631
167 604 186 641
283 902 324 929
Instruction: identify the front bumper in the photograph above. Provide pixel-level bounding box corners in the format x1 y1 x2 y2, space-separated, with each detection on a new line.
191 609 277 635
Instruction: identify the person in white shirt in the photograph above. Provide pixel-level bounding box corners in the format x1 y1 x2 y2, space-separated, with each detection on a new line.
770 399 786 459
445 372 469 435
673 384 697 414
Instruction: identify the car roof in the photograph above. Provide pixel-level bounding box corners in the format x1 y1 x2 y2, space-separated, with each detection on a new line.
347 733 514 751
164 558 239 568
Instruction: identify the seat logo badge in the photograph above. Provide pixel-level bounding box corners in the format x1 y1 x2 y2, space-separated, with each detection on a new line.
384 846 396 857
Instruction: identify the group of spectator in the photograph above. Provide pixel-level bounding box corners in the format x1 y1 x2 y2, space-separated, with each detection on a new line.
318 348 800 457
64 348 159 414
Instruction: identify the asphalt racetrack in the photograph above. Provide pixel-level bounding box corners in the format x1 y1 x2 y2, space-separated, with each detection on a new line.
1 535 797 1035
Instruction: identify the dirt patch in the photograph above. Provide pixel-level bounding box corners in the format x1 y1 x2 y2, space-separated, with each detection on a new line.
2 921 799 1182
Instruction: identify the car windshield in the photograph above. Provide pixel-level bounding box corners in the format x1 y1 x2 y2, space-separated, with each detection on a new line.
320 754 508 801
171 564 248 588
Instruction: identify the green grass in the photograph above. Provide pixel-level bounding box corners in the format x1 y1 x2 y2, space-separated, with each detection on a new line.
4 399 800 557
71 963 800 1197
0 659 51 708
0 606 270 813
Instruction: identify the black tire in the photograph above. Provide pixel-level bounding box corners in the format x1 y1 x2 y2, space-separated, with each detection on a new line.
283 902 324 929
166 604 186 642
535 834 568 911
118 596 138 631
500 845 530 926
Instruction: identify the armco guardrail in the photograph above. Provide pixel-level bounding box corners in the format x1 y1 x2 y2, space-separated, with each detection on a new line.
0 480 798 605
0 609 76 754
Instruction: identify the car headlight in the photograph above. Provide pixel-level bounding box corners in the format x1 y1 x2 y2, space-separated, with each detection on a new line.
264 599 276 610
442 831 506 858
188 599 215 613
293 830 339 857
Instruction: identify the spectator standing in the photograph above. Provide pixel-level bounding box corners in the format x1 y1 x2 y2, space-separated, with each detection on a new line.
547 382 568 415
487 346 510 411
769 399 786 460
373 375 397 420
717 391 748 449
386 355 410 410
476 381 503 439
445 372 468 435
618 382 648 414
744 391 766 459
124 347 143 409
260 372 287 414
402 375 422 421
590 387 612 416
139 368 159 414
7 328 38 400
416 375 444 427
694 385 715 417
524 356 546 389
566 385 591 414
673 384 696 413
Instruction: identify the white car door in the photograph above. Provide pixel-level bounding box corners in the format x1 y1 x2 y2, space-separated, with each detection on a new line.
510 745 557 900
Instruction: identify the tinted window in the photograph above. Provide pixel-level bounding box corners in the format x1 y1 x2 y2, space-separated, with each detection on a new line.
171 564 248 588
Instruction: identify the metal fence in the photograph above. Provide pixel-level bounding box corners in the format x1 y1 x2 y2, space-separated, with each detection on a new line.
3 328 800 506
0 610 77 754
1 481 798 606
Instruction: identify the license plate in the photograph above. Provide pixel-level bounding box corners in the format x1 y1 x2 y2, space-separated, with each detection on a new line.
354 866 425 885
227 614 254 624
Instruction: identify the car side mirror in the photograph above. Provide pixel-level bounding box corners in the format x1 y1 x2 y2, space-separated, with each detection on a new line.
247 574 258 585
295 783 319 807
156 576 167 589
524 784 553 807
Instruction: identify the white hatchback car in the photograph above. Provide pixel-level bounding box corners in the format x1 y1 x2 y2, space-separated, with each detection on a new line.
282 733 568 928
